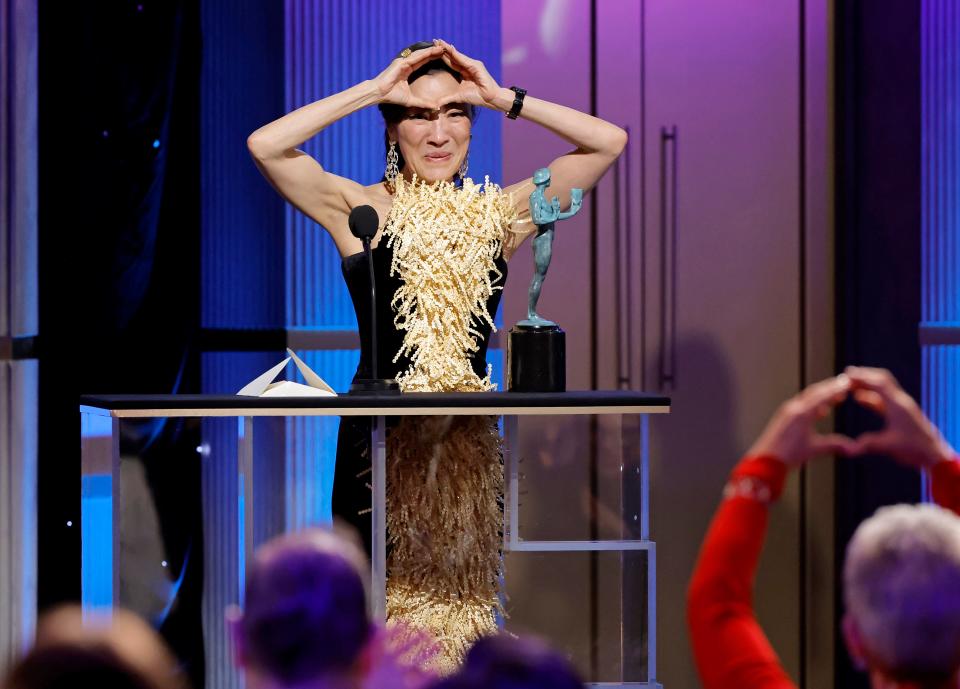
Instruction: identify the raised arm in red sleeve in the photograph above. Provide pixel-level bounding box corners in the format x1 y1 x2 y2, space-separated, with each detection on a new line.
932 457 960 515
687 456 798 689
687 454 960 689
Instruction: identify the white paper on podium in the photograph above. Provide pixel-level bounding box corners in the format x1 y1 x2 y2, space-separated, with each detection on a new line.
236 348 337 397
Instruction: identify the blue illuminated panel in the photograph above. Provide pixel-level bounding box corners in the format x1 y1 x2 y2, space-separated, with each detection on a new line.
81 475 113 611
200 2 285 329
921 1 960 498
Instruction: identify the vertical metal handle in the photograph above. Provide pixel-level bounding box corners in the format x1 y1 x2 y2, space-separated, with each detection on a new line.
658 126 678 390
613 126 635 390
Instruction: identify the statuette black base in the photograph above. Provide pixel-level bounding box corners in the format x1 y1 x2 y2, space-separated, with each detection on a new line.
349 378 401 395
507 325 566 392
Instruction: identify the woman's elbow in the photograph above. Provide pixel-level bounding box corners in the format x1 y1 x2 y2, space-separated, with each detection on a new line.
246 131 279 161
607 126 628 157
246 132 266 158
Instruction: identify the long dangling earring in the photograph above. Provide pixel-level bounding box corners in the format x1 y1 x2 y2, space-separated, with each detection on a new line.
385 141 399 191
458 150 469 181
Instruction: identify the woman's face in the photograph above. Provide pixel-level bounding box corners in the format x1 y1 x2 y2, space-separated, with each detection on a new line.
391 71 471 184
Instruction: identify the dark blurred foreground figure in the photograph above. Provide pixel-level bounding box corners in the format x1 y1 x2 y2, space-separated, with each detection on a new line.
430 634 584 689
3 605 186 689
229 527 438 689
688 367 960 689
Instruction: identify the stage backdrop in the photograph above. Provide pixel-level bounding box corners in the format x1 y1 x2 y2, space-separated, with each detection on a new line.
199 3 502 688
0 0 38 673
921 0 960 495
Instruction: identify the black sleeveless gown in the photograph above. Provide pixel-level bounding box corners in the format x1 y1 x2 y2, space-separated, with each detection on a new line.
333 242 508 553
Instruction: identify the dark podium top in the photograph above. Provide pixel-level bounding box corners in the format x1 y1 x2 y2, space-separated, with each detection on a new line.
79 391 671 418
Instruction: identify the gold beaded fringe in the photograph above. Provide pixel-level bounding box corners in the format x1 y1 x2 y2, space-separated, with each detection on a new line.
382 176 516 672
386 415 504 673
384 176 516 393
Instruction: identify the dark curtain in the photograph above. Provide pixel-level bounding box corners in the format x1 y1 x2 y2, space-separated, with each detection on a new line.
38 1 204 686
834 1 921 687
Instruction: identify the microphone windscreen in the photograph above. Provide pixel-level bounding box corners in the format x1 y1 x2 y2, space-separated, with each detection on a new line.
348 205 380 240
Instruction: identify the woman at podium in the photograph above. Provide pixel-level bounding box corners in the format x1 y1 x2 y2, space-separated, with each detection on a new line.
247 38 626 668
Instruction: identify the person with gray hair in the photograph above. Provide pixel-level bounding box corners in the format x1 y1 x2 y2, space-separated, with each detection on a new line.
844 502 960 687
687 367 960 689
229 527 437 689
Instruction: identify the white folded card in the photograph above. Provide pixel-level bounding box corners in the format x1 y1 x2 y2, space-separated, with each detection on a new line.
236 348 337 397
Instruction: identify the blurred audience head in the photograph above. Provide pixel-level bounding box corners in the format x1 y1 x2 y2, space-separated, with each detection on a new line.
843 503 960 688
230 526 374 688
431 634 583 689
2 605 184 689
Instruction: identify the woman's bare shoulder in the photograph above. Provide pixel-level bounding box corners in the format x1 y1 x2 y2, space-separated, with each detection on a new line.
328 182 394 253
360 180 393 201
355 182 395 225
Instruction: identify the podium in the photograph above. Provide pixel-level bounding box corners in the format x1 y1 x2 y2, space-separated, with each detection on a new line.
79 391 669 688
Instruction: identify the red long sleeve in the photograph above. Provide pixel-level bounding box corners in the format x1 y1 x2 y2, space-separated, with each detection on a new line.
687 456 797 689
932 457 960 515
687 456 960 689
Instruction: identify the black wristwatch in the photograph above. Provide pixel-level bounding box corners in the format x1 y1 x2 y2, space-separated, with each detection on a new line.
506 86 526 120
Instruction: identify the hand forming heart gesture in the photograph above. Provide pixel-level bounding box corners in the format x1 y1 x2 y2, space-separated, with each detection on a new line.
372 39 504 111
432 39 504 109
748 367 955 469
844 365 955 469
372 43 447 109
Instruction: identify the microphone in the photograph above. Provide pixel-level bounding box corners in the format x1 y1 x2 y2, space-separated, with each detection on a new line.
348 204 379 241
348 206 399 395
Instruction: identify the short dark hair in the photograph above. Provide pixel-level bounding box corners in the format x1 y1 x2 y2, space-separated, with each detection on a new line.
3 606 183 689
4 645 157 689
240 529 373 685
431 634 584 689
378 41 476 180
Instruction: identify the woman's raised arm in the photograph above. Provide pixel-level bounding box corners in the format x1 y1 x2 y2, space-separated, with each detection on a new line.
246 44 445 247
432 40 626 242
496 90 627 209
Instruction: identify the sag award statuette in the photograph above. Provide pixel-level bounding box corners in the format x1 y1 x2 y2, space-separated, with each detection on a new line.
507 167 583 392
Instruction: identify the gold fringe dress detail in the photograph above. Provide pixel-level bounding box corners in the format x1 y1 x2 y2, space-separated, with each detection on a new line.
382 176 517 671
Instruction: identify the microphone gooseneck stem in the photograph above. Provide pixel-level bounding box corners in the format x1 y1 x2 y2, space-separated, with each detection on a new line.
365 237 378 381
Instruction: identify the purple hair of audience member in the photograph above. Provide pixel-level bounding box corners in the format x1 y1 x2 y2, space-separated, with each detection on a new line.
430 635 584 689
235 529 374 686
